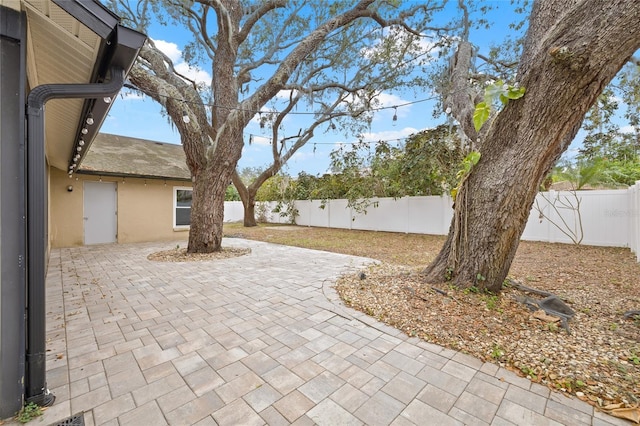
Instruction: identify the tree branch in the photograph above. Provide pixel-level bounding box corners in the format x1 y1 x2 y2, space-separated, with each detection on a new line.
476 53 519 70
445 40 480 144
236 0 287 45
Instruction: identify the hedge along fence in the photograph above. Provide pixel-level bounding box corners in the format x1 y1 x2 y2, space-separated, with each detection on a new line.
224 182 640 261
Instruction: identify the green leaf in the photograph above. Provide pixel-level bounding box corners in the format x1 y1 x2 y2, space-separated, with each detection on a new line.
506 86 526 100
467 151 481 166
484 80 505 102
473 102 491 132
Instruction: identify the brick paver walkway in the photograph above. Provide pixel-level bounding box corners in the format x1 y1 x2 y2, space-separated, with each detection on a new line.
18 240 630 425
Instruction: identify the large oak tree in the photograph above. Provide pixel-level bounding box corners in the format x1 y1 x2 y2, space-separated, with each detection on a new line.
424 0 640 292
107 0 451 247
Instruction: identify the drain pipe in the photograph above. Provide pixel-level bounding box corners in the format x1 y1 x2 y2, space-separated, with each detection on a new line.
25 67 125 405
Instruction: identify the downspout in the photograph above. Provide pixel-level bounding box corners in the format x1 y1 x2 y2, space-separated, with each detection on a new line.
25 66 125 405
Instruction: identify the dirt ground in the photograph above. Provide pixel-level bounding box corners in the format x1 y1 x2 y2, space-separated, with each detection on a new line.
220 223 640 419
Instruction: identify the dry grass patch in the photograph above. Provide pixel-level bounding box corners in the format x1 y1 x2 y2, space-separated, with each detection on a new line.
224 222 443 265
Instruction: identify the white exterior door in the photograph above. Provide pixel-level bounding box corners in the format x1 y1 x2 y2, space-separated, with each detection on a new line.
83 181 117 245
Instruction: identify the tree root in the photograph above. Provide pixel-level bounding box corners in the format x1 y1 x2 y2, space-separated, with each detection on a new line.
509 278 575 334
623 310 640 320
507 278 554 298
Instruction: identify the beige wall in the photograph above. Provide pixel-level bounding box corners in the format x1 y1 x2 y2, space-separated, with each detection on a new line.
49 167 192 248
50 168 84 247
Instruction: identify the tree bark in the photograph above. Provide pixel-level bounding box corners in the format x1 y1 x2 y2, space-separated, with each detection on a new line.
424 0 640 292
187 166 227 252
231 171 258 227
243 200 257 227
186 127 244 252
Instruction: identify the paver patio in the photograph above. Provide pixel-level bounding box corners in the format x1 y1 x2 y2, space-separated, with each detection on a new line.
12 239 631 425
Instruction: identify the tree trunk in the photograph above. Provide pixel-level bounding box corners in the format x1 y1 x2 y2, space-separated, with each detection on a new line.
243 191 257 227
231 171 258 227
424 0 640 292
187 166 228 252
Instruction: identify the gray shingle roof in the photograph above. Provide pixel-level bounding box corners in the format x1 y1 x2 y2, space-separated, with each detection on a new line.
78 133 190 180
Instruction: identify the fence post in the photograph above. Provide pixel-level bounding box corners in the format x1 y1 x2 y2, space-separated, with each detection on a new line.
405 196 410 234
632 182 640 260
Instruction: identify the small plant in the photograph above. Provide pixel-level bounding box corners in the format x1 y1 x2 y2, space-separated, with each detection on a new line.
464 285 480 295
534 190 584 245
273 200 299 224
255 202 269 223
555 378 585 391
473 79 526 131
609 322 619 331
476 273 486 283
519 365 537 380
491 344 505 359
483 294 499 311
546 322 559 333
445 267 454 281
451 151 481 201
16 402 43 423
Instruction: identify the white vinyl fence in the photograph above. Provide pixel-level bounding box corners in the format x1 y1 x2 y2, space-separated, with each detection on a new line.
225 182 640 260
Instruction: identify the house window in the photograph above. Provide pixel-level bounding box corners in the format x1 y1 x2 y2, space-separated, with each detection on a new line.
174 187 192 228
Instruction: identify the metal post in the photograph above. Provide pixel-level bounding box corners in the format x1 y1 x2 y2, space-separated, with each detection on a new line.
0 5 27 419
25 67 125 405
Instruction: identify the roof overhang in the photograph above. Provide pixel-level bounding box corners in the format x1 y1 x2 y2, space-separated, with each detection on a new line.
16 0 145 171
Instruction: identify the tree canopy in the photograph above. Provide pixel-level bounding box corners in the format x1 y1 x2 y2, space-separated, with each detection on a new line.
106 0 459 249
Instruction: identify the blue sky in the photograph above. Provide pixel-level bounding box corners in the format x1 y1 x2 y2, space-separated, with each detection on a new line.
100 1 598 176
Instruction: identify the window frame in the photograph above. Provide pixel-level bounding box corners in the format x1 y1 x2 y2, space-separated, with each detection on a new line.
173 186 193 229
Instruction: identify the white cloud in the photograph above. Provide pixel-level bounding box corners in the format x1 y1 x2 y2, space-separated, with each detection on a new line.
276 89 300 100
609 95 623 104
150 38 212 87
375 93 406 109
250 135 271 146
291 151 318 162
152 39 182 63
341 91 412 119
620 125 636 134
359 127 421 142
175 62 212 86
250 108 279 128
373 93 412 120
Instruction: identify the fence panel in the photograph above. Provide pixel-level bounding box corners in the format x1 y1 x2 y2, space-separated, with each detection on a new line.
629 182 639 260
325 199 352 230
521 190 629 246
224 187 640 260
407 196 453 235
224 201 244 222
305 200 330 227
351 197 409 233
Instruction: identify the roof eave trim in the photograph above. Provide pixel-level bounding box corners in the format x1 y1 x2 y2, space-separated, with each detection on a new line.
76 169 191 182
51 0 119 39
